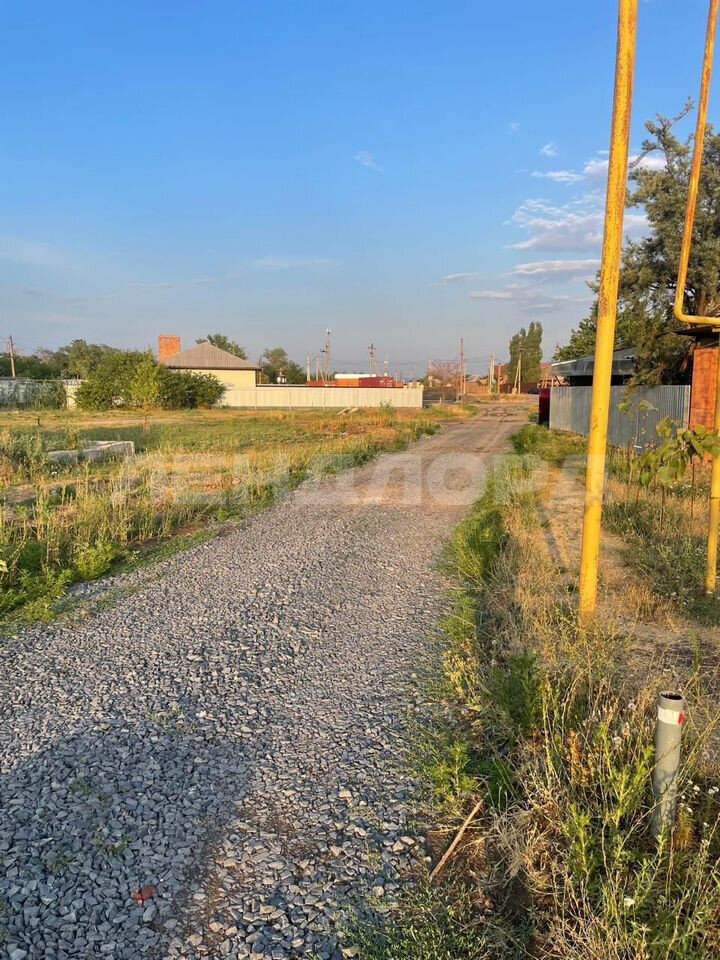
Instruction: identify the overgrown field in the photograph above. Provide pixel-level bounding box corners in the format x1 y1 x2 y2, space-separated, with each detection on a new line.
0 406 465 623
361 426 720 959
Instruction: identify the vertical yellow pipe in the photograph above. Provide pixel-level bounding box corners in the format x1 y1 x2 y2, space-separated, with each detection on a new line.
578 0 639 623
707 336 720 593
675 0 719 325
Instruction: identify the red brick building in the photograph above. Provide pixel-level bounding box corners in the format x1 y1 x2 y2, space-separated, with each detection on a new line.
690 337 719 429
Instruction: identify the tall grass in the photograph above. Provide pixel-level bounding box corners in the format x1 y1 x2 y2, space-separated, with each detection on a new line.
374 441 720 959
0 408 450 622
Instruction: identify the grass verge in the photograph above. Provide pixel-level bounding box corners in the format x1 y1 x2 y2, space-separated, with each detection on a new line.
365 431 720 959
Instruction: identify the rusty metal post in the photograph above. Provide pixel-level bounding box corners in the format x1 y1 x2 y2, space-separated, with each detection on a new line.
708 337 720 593
671 0 720 594
578 0 639 622
651 692 685 836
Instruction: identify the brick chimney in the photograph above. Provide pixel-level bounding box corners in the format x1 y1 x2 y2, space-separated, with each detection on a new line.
158 335 181 362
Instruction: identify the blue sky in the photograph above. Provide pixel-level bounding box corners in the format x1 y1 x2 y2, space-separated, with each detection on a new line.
0 0 716 375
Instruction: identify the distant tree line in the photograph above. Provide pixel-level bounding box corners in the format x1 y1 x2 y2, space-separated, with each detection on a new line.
0 333 311 409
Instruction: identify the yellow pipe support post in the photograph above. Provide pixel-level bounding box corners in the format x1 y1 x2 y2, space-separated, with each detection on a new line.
674 0 719 328
578 0 639 623
672 0 720 593
708 343 720 593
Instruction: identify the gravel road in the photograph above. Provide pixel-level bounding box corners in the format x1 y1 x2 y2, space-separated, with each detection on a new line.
0 409 525 960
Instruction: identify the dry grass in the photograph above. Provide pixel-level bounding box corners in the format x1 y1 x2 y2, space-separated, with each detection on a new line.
0 405 468 622
378 434 720 960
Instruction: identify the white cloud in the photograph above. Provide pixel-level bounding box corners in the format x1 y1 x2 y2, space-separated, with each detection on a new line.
527 151 666 187
509 194 647 251
531 169 584 184
355 150 384 172
440 272 481 283
509 121 520 133
582 151 666 181
468 284 593 313
468 290 514 300
510 258 600 277
540 141 558 157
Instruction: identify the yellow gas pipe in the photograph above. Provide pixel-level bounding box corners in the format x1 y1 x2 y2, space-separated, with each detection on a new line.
578 0 639 623
673 0 720 595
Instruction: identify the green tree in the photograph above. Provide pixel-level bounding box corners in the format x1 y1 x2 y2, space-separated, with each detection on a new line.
51 340 122 379
74 351 146 409
0 352 62 379
554 102 720 383
198 334 247 359
508 321 543 386
130 352 162 408
75 350 225 410
260 347 305 383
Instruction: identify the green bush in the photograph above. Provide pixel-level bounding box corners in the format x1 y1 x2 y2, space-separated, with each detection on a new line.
75 351 225 410
75 351 146 409
157 368 224 409
73 540 118 581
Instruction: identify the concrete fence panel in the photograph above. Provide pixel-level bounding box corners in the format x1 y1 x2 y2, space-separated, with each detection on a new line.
223 386 424 409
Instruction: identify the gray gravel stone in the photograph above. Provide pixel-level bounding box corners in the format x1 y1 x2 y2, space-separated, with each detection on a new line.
0 414 519 958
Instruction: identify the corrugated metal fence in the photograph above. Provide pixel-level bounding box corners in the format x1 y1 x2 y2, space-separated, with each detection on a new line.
550 385 691 449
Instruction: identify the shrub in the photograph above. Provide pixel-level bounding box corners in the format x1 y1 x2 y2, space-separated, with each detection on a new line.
73 539 118 580
75 351 225 410
158 369 224 409
75 351 146 409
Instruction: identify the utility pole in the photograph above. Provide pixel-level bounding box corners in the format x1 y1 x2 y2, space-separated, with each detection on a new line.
369 343 379 376
8 336 16 378
489 353 495 395
459 338 465 400
306 354 311 382
512 351 522 394
384 355 389 377
324 329 332 379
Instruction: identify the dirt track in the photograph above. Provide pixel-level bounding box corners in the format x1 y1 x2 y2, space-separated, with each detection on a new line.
0 404 530 960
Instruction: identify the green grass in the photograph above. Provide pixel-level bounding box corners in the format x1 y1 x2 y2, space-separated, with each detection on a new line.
511 422 587 464
382 441 720 958
352 886 528 960
605 498 720 625
515 423 720 627
0 406 460 625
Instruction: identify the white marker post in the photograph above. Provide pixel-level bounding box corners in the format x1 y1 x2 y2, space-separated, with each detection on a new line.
651 692 685 837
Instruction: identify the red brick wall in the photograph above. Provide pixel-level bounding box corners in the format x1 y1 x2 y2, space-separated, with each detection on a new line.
158 335 181 362
691 344 718 429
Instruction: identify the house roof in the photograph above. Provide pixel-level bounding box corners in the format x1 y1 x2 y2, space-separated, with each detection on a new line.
160 341 261 371
550 347 636 379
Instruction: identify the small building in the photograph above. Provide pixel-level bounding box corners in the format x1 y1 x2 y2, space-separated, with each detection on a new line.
550 347 636 386
158 336 261 390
